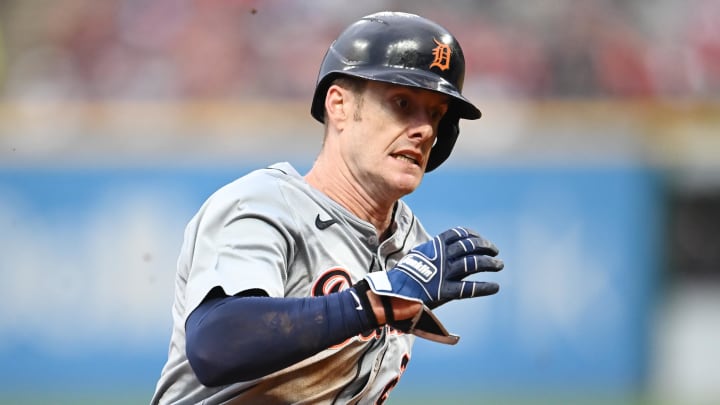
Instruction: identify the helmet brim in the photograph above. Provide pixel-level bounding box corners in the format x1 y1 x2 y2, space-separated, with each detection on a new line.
311 69 481 123
358 67 481 120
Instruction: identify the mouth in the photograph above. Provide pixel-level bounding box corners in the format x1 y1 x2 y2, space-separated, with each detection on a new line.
391 153 420 166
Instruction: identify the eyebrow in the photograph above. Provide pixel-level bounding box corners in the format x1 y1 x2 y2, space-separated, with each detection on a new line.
396 86 450 104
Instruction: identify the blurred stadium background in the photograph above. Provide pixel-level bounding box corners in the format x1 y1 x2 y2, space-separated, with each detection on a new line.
0 0 719 404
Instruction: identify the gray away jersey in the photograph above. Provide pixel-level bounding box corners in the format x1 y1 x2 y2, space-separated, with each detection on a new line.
151 162 431 405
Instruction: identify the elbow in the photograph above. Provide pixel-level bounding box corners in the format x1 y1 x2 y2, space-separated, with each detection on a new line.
184 293 289 385
186 342 229 387
186 333 265 386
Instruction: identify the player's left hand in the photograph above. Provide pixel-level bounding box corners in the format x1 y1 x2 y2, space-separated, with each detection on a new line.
365 226 503 310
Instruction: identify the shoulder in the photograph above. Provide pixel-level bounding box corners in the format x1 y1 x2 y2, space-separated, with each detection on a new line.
219 162 298 193
207 162 303 212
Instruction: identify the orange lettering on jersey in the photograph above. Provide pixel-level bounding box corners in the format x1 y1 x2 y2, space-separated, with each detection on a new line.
429 38 451 71
312 267 352 297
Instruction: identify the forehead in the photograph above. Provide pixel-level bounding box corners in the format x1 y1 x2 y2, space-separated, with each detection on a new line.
364 81 450 104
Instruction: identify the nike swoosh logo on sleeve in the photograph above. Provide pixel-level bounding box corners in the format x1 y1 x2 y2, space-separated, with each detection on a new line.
349 290 363 310
315 214 337 230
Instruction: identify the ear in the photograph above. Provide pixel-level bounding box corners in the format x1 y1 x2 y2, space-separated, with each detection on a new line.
324 84 349 128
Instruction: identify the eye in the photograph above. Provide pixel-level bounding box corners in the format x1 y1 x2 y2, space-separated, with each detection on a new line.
429 105 448 122
394 96 410 110
429 108 443 121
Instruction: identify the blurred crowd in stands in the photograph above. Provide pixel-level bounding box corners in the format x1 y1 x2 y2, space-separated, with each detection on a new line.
0 0 718 101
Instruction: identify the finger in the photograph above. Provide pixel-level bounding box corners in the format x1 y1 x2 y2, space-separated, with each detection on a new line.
457 281 500 299
447 236 498 260
454 226 480 238
448 255 504 278
438 226 473 245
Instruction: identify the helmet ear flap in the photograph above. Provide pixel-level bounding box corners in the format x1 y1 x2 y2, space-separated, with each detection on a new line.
426 112 460 172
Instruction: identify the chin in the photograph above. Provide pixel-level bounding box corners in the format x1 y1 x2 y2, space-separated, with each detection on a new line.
392 174 423 196
376 160 425 196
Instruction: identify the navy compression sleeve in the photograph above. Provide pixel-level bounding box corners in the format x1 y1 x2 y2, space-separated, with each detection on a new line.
186 282 379 386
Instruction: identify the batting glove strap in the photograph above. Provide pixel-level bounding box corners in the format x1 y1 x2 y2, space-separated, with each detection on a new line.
364 271 459 345
389 304 459 345
379 295 396 325
353 279 402 327
411 306 460 345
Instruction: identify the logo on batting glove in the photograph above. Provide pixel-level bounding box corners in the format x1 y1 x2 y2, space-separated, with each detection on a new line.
395 254 437 282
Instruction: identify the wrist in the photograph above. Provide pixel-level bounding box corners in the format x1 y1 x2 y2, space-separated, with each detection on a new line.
355 279 424 326
351 280 382 328
365 289 388 325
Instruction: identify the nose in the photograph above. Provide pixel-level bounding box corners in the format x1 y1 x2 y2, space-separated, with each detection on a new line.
408 111 436 143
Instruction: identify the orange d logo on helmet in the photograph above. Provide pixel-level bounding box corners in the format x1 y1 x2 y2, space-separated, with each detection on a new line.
430 38 451 71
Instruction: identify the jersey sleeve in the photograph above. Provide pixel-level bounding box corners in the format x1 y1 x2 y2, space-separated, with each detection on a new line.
182 172 297 323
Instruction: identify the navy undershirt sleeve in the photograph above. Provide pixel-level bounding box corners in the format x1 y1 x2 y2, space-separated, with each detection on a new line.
185 283 379 386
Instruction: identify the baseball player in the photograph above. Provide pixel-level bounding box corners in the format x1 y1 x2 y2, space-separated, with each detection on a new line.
151 11 504 405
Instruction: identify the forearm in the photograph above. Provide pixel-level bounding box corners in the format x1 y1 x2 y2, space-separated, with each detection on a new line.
185 287 379 386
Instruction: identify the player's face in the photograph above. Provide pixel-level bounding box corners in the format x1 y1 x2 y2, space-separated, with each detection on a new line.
342 81 449 199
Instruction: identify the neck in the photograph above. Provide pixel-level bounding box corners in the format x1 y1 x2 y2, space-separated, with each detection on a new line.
305 159 395 236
